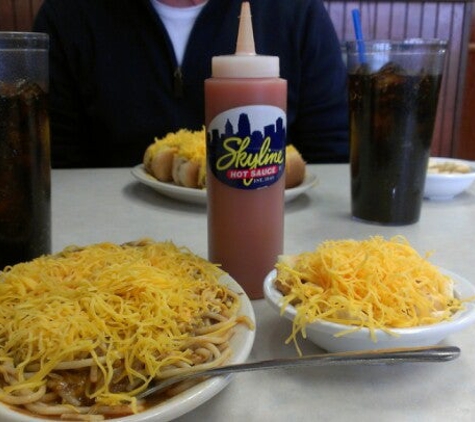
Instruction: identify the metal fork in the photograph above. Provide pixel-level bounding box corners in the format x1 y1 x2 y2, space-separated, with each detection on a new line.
137 345 460 399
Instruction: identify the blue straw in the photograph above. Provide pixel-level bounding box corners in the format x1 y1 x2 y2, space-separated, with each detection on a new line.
351 9 366 63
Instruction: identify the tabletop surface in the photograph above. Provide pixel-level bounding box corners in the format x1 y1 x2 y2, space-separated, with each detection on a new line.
51 164 475 422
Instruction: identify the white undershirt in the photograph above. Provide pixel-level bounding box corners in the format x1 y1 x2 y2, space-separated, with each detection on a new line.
150 1 207 65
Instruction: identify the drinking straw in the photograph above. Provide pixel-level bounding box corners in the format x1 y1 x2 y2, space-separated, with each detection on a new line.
351 9 367 63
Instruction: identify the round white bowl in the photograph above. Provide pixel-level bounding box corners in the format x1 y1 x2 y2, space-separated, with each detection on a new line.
263 268 475 353
0 274 256 422
424 157 475 201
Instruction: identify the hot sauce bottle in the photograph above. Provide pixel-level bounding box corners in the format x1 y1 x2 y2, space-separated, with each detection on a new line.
205 2 287 299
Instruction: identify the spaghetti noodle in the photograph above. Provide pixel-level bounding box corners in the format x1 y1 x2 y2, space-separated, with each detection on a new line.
0 239 252 420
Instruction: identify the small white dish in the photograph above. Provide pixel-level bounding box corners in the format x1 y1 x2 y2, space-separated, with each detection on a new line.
0 274 256 422
131 164 318 205
424 157 475 201
263 268 475 353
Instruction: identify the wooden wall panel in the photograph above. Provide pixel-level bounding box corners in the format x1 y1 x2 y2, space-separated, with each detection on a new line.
0 0 15 30
456 8 475 160
324 1 472 158
0 0 42 31
459 47 475 160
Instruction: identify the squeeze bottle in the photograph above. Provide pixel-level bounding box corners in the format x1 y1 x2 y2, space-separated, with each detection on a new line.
205 2 287 299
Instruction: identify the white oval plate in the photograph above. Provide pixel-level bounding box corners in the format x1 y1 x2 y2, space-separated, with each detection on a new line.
131 164 318 205
0 274 256 422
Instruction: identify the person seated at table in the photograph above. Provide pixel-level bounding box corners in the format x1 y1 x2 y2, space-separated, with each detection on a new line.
33 0 349 168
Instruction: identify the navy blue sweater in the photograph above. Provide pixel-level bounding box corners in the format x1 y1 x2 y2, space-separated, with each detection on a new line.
34 0 348 168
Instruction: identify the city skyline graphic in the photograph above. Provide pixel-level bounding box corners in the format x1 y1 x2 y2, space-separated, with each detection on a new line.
208 112 286 149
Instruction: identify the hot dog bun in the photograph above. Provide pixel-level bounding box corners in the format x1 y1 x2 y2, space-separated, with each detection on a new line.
144 128 206 189
145 147 175 183
144 129 306 189
285 145 306 188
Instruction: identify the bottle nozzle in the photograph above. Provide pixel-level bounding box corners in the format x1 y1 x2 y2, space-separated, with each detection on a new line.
235 2 256 56
211 1 279 78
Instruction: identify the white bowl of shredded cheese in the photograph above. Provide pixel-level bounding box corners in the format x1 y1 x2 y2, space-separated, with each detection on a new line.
264 268 475 353
424 157 475 201
263 236 475 353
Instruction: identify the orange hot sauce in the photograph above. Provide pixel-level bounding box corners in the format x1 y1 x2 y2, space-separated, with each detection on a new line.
205 2 287 299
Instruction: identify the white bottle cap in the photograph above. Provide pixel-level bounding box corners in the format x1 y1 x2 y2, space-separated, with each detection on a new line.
211 2 280 78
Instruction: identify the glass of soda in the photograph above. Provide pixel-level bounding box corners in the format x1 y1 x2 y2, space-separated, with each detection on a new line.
346 39 447 225
0 32 51 269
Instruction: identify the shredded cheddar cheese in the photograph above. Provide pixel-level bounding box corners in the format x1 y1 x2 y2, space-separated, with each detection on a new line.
147 128 206 163
275 236 467 353
0 239 250 418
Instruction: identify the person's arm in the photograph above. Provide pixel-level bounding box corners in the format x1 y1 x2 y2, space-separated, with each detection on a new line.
33 1 93 168
250 0 348 164
290 0 349 163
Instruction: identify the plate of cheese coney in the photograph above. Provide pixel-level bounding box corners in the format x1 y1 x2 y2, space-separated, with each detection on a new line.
132 128 318 205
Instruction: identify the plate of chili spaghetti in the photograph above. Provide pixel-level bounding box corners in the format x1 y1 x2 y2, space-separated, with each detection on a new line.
0 239 256 421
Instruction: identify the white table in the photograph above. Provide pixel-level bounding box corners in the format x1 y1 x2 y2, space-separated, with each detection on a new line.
52 164 475 422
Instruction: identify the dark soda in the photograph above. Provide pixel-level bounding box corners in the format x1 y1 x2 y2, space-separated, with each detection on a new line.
0 79 51 269
349 62 442 225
